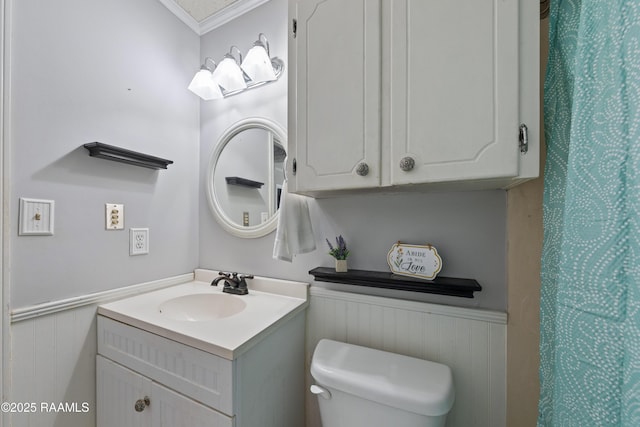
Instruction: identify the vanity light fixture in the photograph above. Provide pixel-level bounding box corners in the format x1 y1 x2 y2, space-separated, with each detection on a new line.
188 33 284 100
187 58 223 100
212 46 247 92
241 33 277 83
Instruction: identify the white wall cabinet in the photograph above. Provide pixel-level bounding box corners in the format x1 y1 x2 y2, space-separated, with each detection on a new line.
288 0 382 192
288 0 539 195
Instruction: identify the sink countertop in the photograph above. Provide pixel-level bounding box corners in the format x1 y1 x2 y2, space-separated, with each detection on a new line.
97 269 309 360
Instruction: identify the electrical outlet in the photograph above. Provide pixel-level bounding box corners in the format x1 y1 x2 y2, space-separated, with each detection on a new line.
106 203 124 230
130 228 149 255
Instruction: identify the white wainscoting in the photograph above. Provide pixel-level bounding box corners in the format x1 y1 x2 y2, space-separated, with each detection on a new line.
11 304 98 427
8 274 191 427
9 279 506 427
306 287 508 427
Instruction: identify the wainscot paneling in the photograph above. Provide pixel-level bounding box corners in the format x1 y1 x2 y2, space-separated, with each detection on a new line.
306 287 508 427
8 274 191 427
11 304 98 427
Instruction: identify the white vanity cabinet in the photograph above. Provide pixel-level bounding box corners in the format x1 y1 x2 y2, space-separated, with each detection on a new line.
97 356 228 427
288 0 539 195
96 312 305 427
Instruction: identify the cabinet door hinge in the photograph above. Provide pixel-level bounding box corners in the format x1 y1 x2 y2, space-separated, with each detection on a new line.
292 19 297 38
519 124 529 154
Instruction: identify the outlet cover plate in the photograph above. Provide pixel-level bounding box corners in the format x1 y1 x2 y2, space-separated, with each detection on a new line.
130 228 149 255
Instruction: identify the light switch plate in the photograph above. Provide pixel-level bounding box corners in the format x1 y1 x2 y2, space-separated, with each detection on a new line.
106 203 124 230
19 198 55 236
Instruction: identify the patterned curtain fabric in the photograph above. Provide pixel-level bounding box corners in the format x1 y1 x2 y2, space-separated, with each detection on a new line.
539 0 640 426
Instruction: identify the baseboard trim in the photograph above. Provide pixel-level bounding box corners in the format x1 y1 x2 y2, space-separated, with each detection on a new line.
11 273 193 323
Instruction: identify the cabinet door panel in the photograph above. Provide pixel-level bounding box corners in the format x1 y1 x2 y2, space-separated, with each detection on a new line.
389 0 519 184
292 0 381 191
97 356 151 427
151 383 233 427
97 316 233 413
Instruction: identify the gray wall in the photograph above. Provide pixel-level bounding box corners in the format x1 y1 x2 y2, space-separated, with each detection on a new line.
10 0 200 307
9 0 507 310
198 0 507 310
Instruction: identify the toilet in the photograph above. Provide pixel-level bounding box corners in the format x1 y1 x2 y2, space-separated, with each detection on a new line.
310 339 455 427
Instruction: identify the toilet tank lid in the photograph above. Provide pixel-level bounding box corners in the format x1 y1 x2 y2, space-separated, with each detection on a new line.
310 339 455 416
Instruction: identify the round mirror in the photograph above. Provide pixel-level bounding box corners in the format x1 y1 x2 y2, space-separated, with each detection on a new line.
207 117 286 238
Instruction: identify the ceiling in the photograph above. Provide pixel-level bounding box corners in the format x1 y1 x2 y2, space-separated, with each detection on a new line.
173 0 239 22
160 0 267 34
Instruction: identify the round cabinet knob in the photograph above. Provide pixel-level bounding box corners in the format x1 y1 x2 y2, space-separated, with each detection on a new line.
134 397 150 412
356 162 369 176
134 400 145 412
399 156 415 172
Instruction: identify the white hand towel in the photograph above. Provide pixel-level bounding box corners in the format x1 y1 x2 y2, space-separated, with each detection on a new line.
273 180 316 262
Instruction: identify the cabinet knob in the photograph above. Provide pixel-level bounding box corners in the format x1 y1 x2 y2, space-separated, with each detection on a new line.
355 162 369 176
399 157 415 172
134 397 150 412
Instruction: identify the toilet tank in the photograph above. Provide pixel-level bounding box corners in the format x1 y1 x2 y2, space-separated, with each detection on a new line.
310 339 455 427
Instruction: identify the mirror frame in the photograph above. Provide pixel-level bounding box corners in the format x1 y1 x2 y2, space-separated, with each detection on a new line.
207 117 287 239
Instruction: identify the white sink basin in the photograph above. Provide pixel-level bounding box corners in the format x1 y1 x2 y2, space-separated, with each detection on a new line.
98 270 309 359
158 293 247 321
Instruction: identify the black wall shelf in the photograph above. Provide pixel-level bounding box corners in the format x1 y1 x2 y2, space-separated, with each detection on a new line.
225 177 264 188
309 267 482 298
83 142 174 170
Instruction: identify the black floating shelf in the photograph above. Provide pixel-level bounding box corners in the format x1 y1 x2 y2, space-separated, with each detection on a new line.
83 142 174 170
309 267 482 298
225 176 264 188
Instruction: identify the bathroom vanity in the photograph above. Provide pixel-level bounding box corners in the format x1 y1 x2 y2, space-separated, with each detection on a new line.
96 269 308 427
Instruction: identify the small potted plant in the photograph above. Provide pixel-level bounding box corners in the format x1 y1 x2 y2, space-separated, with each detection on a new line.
326 235 350 272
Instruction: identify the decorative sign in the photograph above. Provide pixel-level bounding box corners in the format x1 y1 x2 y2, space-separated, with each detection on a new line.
387 242 443 280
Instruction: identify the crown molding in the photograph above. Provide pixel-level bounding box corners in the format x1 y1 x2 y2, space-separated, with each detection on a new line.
158 0 271 35
198 0 270 34
156 0 201 33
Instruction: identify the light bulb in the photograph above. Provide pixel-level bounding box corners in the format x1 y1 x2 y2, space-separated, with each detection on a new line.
212 55 247 92
241 43 277 83
187 68 223 100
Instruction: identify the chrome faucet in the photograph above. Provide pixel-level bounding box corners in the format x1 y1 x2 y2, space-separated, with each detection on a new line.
211 271 253 295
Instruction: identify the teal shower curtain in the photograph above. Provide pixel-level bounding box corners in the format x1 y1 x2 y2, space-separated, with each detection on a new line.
539 0 640 426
